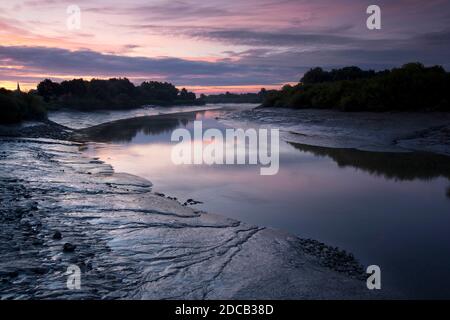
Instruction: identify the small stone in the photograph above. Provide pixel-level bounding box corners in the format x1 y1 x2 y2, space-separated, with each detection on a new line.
63 243 76 252
52 231 62 240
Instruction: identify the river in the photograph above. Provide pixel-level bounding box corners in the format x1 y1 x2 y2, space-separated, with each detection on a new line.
50 104 450 298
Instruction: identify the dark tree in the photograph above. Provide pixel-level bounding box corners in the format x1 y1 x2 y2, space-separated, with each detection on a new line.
37 79 61 102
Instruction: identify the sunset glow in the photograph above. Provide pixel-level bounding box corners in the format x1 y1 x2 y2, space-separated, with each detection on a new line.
1 0 449 93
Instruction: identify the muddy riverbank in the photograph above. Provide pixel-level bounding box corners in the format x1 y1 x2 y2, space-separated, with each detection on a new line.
0 124 380 299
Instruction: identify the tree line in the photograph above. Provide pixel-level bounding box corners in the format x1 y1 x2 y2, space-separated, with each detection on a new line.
200 89 273 104
36 78 202 110
0 78 202 124
262 63 450 111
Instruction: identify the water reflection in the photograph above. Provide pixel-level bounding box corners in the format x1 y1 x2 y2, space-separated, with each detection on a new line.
288 142 450 181
79 111 199 143
82 109 450 298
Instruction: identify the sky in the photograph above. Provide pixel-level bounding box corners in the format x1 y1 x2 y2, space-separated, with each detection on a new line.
1 0 450 93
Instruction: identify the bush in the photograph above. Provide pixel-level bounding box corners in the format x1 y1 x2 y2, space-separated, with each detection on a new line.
0 89 47 124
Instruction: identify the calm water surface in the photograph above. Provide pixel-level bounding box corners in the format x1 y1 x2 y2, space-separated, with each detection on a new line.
79 107 450 298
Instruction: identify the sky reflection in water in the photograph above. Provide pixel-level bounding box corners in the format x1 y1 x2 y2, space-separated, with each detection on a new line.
84 109 450 298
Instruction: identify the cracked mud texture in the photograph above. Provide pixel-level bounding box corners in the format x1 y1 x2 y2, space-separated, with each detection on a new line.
0 137 379 299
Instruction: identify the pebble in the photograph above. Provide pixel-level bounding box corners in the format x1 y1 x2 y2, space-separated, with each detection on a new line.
52 231 62 240
63 243 76 252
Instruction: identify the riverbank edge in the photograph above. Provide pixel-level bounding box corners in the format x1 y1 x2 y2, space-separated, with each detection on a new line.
0 120 378 291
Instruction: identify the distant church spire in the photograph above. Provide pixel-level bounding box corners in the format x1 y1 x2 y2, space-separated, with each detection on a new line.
16 82 21 92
